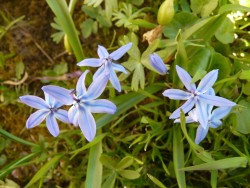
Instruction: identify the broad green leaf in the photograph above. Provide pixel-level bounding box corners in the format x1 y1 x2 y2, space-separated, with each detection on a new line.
85 131 103 188
15 61 25 79
99 155 116 170
117 170 140 179
209 52 231 80
102 172 116 188
53 62 68 75
180 157 248 171
191 0 218 17
80 19 96 38
173 124 186 188
115 156 134 170
239 70 250 80
191 69 207 83
243 82 250 95
235 100 250 134
25 154 63 188
219 4 250 14
147 173 167 188
215 17 234 44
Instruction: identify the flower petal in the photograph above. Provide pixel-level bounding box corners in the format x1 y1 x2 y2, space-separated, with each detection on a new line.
169 97 196 119
176 65 196 91
19 95 48 109
195 125 209 144
44 92 62 108
93 65 106 80
42 85 74 105
174 116 195 124
76 70 89 96
77 58 102 67
68 105 79 126
97 45 109 58
109 69 121 92
111 63 128 74
163 89 191 100
54 109 70 124
149 53 168 75
110 43 132 60
78 105 96 142
84 72 109 100
26 109 49 129
85 99 116 114
199 94 236 107
211 107 231 121
197 69 218 93
46 113 60 137
196 100 208 129
210 120 222 128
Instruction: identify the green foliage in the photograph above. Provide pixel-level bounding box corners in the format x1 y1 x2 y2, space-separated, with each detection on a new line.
1 0 250 187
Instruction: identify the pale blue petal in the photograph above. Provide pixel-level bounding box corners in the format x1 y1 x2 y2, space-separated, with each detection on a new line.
162 89 191 100
97 45 109 58
176 65 196 91
211 107 231 121
149 53 168 74
195 125 209 144
188 109 199 122
46 113 59 137
169 98 196 119
206 88 215 115
78 105 96 142
42 85 74 105
20 95 49 109
109 69 121 92
111 63 128 74
77 58 102 67
26 109 50 129
196 100 208 129
93 65 106 80
199 94 236 107
76 70 89 96
209 120 222 128
54 109 70 124
85 99 116 114
110 43 132 60
174 116 195 124
68 105 79 126
44 92 62 108
197 69 218 93
84 73 109 100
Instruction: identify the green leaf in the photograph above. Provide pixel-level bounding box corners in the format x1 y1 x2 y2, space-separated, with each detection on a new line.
219 4 250 14
131 63 145 91
131 19 157 28
190 0 218 17
25 154 63 188
117 170 140 179
80 19 96 38
15 61 25 79
209 52 231 80
53 62 68 75
147 173 167 188
180 157 248 171
235 100 250 134
102 172 116 188
115 156 134 170
239 70 250 80
85 132 103 188
215 17 234 44
191 69 207 83
173 121 186 188
46 0 84 61
99 155 116 170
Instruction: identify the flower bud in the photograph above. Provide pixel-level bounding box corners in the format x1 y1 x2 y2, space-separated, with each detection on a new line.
149 53 168 75
157 0 175 25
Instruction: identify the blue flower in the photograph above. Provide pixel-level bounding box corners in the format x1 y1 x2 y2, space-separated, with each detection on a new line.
42 70 117 141
174 90 232 144
19 92 70 137
163 65 236 128
77 43 132 92
149 53 168 75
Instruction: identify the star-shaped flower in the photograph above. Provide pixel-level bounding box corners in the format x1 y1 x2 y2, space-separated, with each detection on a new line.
149 53 168 75
174 89 232 144
42 70 116 141
77 43 132 92
19 92 70 137
163 65 236 128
